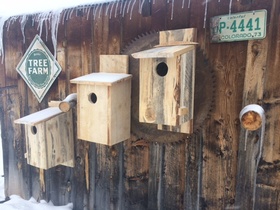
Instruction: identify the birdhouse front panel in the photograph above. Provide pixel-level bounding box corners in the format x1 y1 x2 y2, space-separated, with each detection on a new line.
136 45 195 127
25 123 46 168
77 84 109 144
139 57 178 126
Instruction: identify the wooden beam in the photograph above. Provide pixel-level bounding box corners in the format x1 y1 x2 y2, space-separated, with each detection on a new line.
234 39 268 210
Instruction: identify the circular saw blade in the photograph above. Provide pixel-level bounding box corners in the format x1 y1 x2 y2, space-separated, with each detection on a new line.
122 31 215 143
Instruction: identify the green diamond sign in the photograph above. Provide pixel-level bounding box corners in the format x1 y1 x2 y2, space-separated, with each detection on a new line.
16 35 61 103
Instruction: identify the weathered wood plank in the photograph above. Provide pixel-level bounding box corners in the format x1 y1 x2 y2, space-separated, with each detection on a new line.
3 88 29 198
203 41 246 209
57 17 68 100
64 11 87 210
81 7 93 76
4 20 22 87
262 0 280 163
147 142 164 210
162 142 186 210
94 144 125 210
92 5 109 71
184 134 202 210
234 40 268 210
124 137 149 209
255 184 279 210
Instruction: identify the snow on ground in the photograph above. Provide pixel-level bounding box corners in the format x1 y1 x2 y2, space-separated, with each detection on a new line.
0 177 73 210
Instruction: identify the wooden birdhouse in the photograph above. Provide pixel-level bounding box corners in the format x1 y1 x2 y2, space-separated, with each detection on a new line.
70 55 131 146
14 107 74 170
132 28 197 134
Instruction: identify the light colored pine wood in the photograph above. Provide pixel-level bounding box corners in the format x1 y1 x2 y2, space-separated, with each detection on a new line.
155 41 198 47
77 84 109 144
159 28 197 46
48 100 61 107
100 55 129 73
14 107 63 125
71 72 132 86
110 79 131 145
59 93 77 112
75 76 131 145
132 45 194 58
15 108 74 169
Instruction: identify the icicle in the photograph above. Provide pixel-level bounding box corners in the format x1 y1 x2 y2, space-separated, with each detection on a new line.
126 0 132 17
64 8 74 21
50 9 62 60
6 17 17 31
182 0 185 8
87 6 92 20
188 0 191 8
45 20 49 41
105 2 111 17
115 1 119 17
37 13 47 38
203 0 208 28
120 1 124 15
61 10 67 24
109 2 116 19
130 0 137 20
98 4 103 18
140 0 146 14
122 1 128 17
0 17 9 63
93 5 99 20
171 0 175 20
229 0 233 15
20 15 28 43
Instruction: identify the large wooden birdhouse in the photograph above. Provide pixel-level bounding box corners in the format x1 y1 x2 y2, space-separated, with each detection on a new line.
70 55 131 146
14 107 74 170
132 28 196 134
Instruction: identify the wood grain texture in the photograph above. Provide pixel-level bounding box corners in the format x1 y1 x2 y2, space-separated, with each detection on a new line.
159 28 197 45
22 109 74 169
73 73 131 145
2 1 280 210
99 55 129 73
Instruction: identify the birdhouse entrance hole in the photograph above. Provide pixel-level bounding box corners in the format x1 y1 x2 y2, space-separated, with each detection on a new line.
31 126 37 135
89 93 97 104
156 62 168 77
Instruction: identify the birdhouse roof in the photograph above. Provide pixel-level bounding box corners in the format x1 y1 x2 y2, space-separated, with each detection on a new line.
131 45 194 59
70 72 132 86
14 107 63 125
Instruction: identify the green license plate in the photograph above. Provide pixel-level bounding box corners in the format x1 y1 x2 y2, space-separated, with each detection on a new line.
210 10 267 43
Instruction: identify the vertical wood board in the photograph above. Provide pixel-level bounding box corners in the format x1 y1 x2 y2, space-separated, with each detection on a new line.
99 55 129 74
77 84 108 144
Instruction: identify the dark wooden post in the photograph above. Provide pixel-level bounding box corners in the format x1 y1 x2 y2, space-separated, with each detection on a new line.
234 39 267 209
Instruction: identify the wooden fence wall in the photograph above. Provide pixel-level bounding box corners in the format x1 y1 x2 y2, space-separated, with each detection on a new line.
0 0 279 209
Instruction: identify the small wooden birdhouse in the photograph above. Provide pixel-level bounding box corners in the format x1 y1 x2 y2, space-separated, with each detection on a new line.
14 107 74 170
70 55 131 146
131 28 196 134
